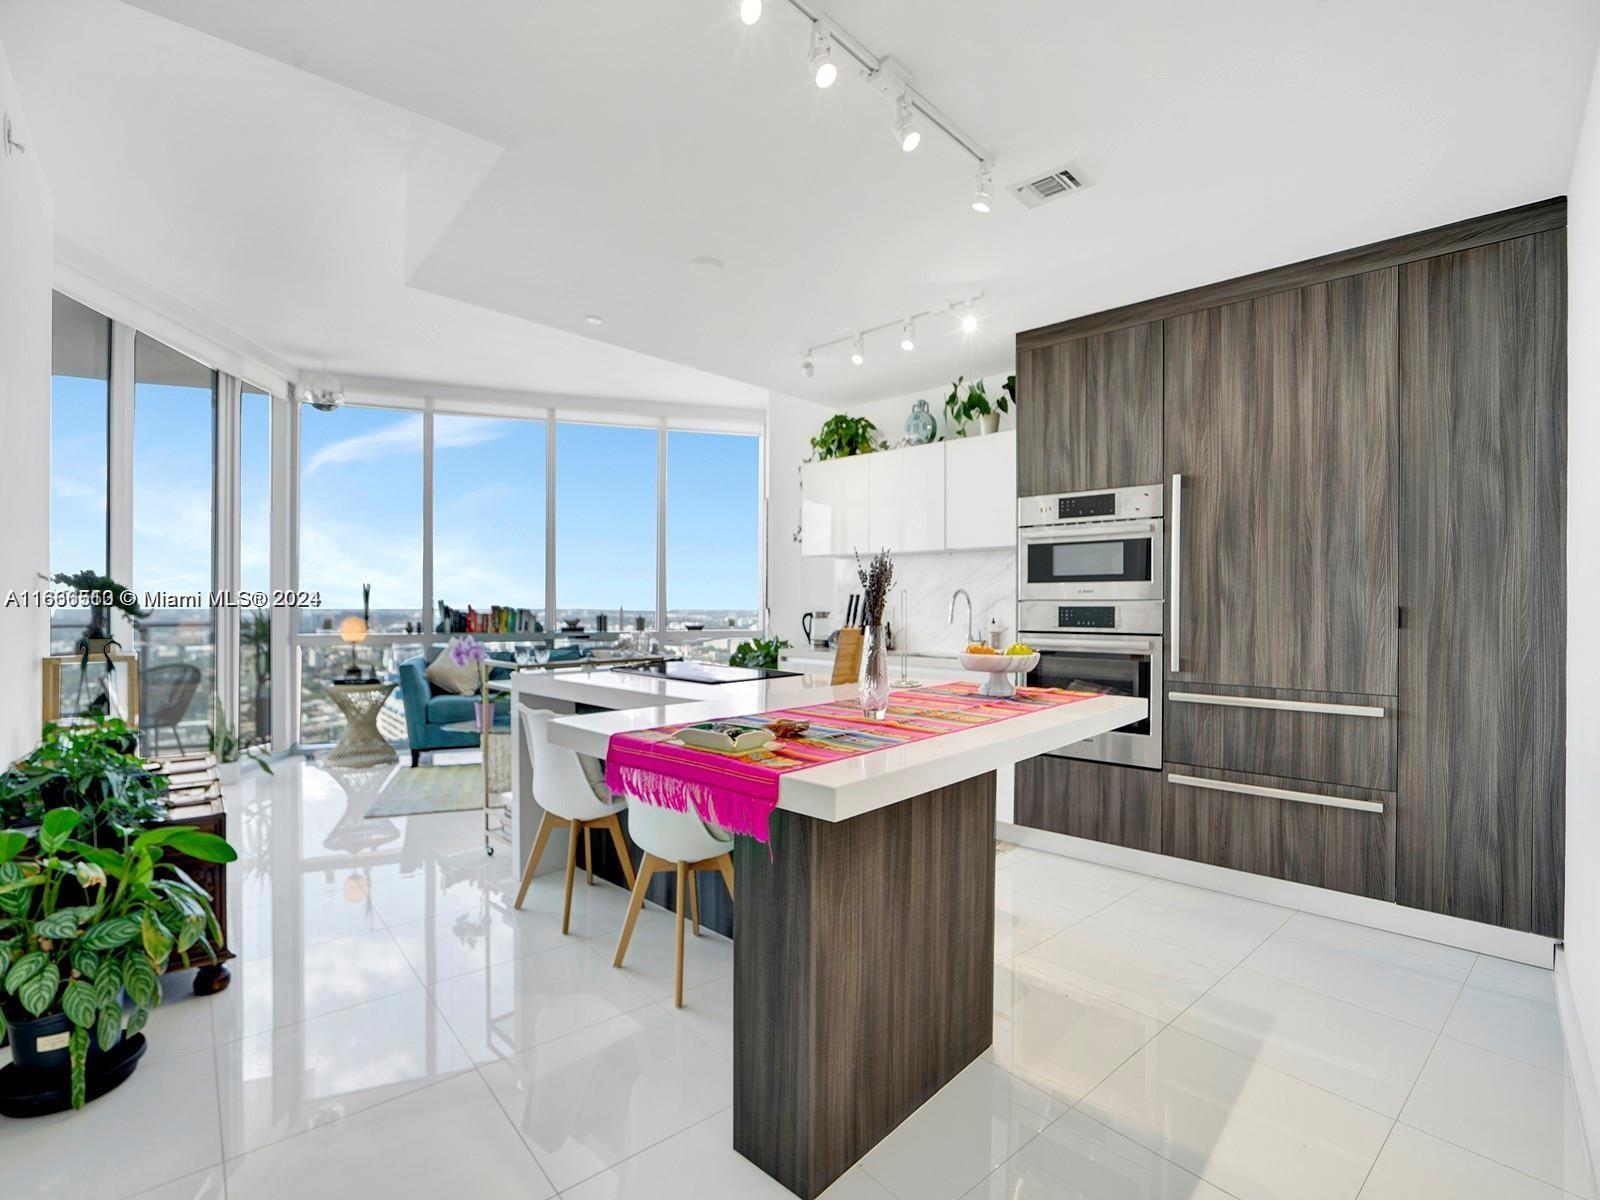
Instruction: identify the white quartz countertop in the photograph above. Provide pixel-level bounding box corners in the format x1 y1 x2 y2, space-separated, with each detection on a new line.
511 665 1146 823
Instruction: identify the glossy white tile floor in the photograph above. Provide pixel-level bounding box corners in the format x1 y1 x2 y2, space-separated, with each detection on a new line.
1 761 1593 1200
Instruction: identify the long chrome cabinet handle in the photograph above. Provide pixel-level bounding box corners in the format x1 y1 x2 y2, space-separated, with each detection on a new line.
1168 692 1386 718
1167 773 1384 814
1169 473 1181 672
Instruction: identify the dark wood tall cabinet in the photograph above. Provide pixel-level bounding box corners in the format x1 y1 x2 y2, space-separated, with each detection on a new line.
1164 270 1399 696
1013 199 1567 938
1017 321 1163 496
1397 231 1567 937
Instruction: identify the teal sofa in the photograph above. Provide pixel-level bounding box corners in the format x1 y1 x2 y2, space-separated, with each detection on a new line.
397 654 511 767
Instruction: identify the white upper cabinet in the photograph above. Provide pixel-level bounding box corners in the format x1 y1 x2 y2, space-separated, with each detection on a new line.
945 431 1016 550
800 431 1015 557
867 440 946 553
800 455 870 557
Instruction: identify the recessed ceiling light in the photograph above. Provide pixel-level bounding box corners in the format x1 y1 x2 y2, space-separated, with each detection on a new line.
738 0 762 25
584 314 603 326
900 319 916 352
893 96 920 153
809 26 837 89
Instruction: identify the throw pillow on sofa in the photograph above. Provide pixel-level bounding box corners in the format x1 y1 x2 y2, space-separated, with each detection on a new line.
425 642 482 695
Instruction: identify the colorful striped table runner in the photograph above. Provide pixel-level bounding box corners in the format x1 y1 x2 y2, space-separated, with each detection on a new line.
602 682 1099 843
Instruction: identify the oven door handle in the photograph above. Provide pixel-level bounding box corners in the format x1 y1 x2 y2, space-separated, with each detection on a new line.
1033 637 1156 655
1019 520 1159 544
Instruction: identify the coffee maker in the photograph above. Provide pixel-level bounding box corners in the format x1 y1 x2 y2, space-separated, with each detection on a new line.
800 610 834 650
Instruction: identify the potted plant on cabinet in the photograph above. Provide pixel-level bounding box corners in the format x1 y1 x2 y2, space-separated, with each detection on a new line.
944 376 1011 436
46 570 149 655
0 809 236 1114
808 414 883 460
0 717 167 843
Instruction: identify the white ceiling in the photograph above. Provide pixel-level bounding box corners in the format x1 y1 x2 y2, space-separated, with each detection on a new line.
4 0 1598 408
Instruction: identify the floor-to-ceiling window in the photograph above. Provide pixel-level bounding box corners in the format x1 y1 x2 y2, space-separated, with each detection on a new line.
432 412 546 630
239 384 273 747
297 403 424 742
555 421 657 629
666 430 761 634
132 334 217 755
49 294 111 654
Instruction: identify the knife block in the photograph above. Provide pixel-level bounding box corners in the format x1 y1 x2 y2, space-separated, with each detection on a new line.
831 628 863 686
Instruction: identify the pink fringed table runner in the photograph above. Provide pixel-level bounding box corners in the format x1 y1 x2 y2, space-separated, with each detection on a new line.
602 682 1098 843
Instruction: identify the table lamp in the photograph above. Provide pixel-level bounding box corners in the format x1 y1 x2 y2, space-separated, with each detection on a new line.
338 615 368 680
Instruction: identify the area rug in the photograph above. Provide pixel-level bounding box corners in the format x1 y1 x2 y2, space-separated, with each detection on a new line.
363 764 482 818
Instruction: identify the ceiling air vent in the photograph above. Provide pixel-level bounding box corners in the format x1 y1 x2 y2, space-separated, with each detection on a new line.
1013 166 1085 209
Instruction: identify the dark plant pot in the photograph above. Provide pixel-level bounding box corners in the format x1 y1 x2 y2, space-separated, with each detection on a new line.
6 1011 74 1073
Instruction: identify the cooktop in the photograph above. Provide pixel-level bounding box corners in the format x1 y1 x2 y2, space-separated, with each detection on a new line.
607 660 802 685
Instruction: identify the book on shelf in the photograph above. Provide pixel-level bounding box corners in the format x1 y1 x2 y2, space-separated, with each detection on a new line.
436 602 544 636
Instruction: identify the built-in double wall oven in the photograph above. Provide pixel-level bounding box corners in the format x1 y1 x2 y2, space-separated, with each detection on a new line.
1017 485 1164 769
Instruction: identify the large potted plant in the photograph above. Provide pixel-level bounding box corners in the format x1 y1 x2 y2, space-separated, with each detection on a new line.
47 570 148 654
0 717 167 843
0 810 236 1112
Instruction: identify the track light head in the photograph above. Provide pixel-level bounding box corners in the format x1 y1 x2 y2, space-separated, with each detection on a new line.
801 351 815 379
738 0 762 25
892 95 920 153
809 26 837 88
850 335 865 366
971 169 994 213
960 304 979 334
900 320 916 352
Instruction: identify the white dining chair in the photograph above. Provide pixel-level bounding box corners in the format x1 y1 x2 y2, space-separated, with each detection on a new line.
612 794 735 1007
512 707 636 933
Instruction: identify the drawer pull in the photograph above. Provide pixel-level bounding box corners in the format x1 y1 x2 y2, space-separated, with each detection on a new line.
1167 773 1384 814
1169 692 1386 718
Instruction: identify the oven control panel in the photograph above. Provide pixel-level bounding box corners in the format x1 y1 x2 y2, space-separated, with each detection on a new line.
1018 599 1165 636
1018 484 1163 527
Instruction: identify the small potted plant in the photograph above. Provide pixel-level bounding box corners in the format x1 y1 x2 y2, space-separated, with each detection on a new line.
808 415 884 460
47 570 148 654
0 809 236 1112
451 635 494 730
0 716 167 844
728 636 791 670
207 705 274 783
944 376 1012 436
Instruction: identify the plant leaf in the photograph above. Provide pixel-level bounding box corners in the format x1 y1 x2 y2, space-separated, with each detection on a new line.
61 979 98 1028
122 952 158 1008
69 1025 89 1110
71 944 100 981
0 830 27 865
17 960 60 1016
79 915 139 951
96 1000 122 1052
125 1004 149 1037
94 963 121 1005
5 949 48 993
73 860 107 890
34 907 87 940
141 911 173 964
38 807 81 854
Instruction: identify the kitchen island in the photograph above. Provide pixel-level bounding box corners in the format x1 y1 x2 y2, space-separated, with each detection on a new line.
509 665 1145 1199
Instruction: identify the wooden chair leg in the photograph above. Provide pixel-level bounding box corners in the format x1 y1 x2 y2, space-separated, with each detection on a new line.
613 853 658 967
561 819 580 935
584 824 594 886
513 811 557 909
715 853 735 901
674 860 688 1008
603 814 637 889
688 871 700 937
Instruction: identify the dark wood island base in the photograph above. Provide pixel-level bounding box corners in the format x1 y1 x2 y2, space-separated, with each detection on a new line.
732 772 997 1199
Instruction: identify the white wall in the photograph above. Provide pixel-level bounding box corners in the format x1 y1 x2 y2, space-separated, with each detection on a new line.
765 390 836 649
0 37 52 764
1565 39 1600 1091
765 374 1019 655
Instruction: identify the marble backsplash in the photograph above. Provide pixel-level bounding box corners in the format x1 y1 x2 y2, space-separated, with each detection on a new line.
829 549 1017 655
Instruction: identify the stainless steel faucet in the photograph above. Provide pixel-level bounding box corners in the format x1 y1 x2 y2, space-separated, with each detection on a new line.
948 588 975 644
